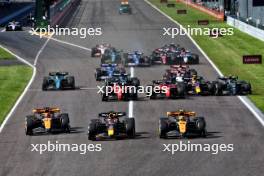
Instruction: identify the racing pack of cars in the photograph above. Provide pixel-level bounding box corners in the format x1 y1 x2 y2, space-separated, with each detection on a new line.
21 2 252 140
24 41 252 140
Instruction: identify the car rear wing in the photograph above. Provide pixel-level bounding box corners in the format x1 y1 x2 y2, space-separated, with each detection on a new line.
33 107 60 114
49 72 69 76
99 112 126 118
167 111 196 117
101 63 117 67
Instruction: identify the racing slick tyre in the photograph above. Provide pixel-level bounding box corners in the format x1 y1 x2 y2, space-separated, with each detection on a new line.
130 77 140 87
241 82 252 95
95 69 102 81
88 121 98 141
191 54 199 64
60 113 70 133
67 76 75 89
189 69 198 77
207 82 215 95
214 82 223 96
42 77 49 91
159 118 168 139
25 116 35 135
196 117 206 137
91 48 96 57
102 94 109 101
125 118 136 138
177 82 185 98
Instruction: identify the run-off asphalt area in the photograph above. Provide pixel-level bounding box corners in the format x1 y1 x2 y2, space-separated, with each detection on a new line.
0 0 264 175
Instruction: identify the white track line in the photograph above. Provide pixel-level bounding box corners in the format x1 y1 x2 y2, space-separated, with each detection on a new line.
0 46 36 133
1 29 5 32
129 67 135 118
144 0 264 126
34 37 51 66
49 37 91 51
0 35 51 133
29 31 91 52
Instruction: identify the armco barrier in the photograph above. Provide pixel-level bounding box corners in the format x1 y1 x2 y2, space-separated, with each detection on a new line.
227 16 264 42
50 0 81 26
177 0 224 21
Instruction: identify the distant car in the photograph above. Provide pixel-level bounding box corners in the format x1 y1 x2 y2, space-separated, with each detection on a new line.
42 72 75 90
159 110 207 138
119 2 132 14
101 73 140 101
213 76 252 95
123 51 151 67
151 44 199 65
25 107 70 135
88 111 135 140
101 48 123 64
91 43 111 57
94 63 126 81
6 21 23 31
149 80 185 99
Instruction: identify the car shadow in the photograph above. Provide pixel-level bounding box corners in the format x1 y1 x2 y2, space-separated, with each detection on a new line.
163 131 222 140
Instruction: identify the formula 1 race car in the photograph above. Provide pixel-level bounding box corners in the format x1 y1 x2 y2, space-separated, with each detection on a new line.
94 64 126 81
88 111 135 140
163 65 198 81
91 43 111 57
42 72 75 90
159 110 207 138
119 1 132 14
149 80 185 99
123 51 151 67
101 74 140 101
101 48 122 64
5 21 23 31
213 76 252 95
150 44 199 65
25 107 70 135
185 76 215 95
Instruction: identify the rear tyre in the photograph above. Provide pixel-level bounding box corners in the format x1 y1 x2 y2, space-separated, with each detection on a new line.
67 76 75 89
125 118 136 138
61 113 70 133
42 77 49 91
177 82 185 98
159 118 168 139
214 82 223 96
91 48 96 57
196 117 206 131
88 121 98 141
25 116 35 135
102 94 108 101
130 77 140 87
95 69 102 81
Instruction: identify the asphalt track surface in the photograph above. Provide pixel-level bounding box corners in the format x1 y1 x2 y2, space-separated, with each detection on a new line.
0 0 264 175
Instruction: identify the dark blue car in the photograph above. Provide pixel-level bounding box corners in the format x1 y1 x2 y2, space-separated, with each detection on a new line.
95 64 126 81
124 51 151 67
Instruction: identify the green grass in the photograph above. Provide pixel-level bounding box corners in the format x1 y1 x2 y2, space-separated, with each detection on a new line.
0 47 14 60
0 48 32 124
149 0 264 112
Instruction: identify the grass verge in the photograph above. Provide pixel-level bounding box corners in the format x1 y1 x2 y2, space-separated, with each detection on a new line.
149 0 264 112
0 48 32 124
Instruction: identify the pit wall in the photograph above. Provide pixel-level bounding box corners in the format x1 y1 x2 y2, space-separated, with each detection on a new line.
227 16 264 42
